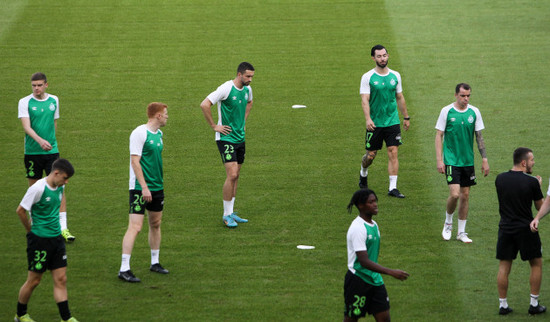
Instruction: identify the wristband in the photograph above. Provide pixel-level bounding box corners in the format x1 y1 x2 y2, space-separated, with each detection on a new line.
404 117 410 120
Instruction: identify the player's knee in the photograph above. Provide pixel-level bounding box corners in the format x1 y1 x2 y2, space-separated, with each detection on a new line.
367 151 377 161
53 274 67 287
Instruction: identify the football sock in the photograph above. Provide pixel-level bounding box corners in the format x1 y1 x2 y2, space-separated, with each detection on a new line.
120 254 131 272
17 302 27 317
458 219 467 234
389 176 397 191
531 294 539 306
223 200 233 217
445 212 454 224
360 166 368 177
231 197 236 212
57 300 71 321
151 249 159 265
499 298 508 308
59 211 68 230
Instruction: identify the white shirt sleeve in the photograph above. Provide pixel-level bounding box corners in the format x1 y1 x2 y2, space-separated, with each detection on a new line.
435 106 449 131
207 81 232 105
247 86 253 101
547 178 550 196
473 106 485 131
19 180 45 211
18 95 30 118
359 72 372 95
394 70 403 94
129 126 146 156
350 224 367 252
51 94 60 120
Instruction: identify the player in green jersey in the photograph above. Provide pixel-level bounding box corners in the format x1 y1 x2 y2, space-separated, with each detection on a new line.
18 72 75 242
15 158 78 322
344 189 409 321
359 45 410 199
435 83 490 243
119 102 169 283
200 62 254 228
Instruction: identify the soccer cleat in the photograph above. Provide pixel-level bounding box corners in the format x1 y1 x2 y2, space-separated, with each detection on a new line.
61 317 80 322
388 188 405 198
14 314 35 322
456 232 472 243
223 215 238 228
499 307 513 315
528 304 546 315
442 223 452 241
150 263 169 274
118 270 141 283
230 212 248 223
359 175 368 189
61 229 76 242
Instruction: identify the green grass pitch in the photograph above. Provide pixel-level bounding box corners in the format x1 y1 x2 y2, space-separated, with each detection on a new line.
1 0 550 321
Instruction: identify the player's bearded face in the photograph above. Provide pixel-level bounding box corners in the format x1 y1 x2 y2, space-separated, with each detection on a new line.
239 70 254 86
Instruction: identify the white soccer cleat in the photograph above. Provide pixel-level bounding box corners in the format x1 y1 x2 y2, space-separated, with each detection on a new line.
442 223 452 241
456 232 472 243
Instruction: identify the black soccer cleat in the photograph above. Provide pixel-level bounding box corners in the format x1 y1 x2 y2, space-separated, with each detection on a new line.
118 270 141 283
359 175 368 189
150 263 169 274
388 188 405 198
499 307 513 315
528 304 546 315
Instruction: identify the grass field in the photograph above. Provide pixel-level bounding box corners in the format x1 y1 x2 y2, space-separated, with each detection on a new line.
1 0 550 321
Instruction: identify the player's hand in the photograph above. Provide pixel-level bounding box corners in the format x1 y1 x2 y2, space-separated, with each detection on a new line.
142 187 152 203
531 218 540 232
391 269 409 281
403 119 410 131
536 175 542 186
436 160 445 174
39 138 52 151
214 124 232 135
481 159 489 177
366 119 376 131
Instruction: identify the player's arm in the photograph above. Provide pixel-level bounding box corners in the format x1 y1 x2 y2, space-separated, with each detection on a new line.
356 250 409 281
199 98 231 135
531 196 550 232
395 92 410 131
245 100 253 121
130 154 152 202
435 130 445 174
361 94 375 131
20 117 52 151
16 205 31 232
475 130 489 176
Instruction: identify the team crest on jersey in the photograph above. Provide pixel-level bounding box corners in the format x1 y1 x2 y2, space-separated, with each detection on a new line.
46 197 51 202
450 117 456 122
149 140 154 145
390 79 396 86
32 106 37 111
468 115 474 123
49 103 55 111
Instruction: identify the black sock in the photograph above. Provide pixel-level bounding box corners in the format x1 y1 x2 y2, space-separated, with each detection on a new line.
17 302 27 317
57 300 71 321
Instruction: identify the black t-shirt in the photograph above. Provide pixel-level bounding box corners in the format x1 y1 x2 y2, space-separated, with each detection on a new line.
495 170 544 232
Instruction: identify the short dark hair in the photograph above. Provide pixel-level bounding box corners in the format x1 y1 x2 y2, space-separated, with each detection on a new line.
31 72 47 82
237 62 254 74
455 83 471 94
371 44 386 57
513 147 533 165
51 158 75 177
347 189 378 214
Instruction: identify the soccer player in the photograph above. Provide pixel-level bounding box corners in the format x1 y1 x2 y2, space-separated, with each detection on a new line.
344 189 409 322
358 45 410 198
435 83 489 243
495 147 546 315
118 102 169 283
18 72 75 242
15 158 78 322
200 62 254 228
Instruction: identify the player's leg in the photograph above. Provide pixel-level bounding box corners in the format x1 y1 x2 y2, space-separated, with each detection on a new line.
529 257 542 298
148 206 168 274
222 161 240 227
386 145 404 198
497 260 513 314
456 186 472 242
442 182 460 240
359 128 382 189
51 267 76 321
373 310 391 322
119 212 144 282
16 271 42 320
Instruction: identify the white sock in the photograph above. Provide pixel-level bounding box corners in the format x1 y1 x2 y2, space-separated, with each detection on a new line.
531 294 539 306
360 166 368 177
389 175 397 191
59 212 68 230
120 254 131 272
151 249 159 265
458 219 467 235
445 212 454 224
223 200 233 216
231 197 235 211
499 298 508 308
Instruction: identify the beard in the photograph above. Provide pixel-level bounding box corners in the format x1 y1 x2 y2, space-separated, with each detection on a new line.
376 61 387 68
